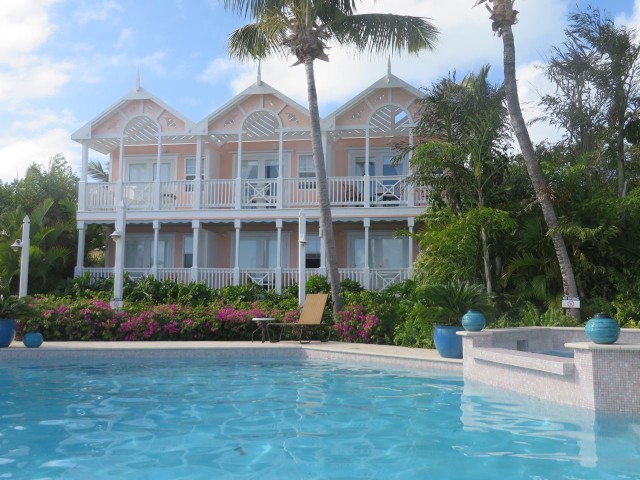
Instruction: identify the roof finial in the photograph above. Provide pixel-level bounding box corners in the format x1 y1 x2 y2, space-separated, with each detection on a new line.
257 61 262 86
135 69 141 91
386 57 392 83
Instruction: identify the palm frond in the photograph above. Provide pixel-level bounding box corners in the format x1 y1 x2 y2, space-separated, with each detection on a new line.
228 20 288 61
330 13 438 55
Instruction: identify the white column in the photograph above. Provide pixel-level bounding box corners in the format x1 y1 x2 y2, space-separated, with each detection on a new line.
407 128 415 206
191 220 201 282
116 136 125 205
277 129 284 208
298 209 307 306
235 131 243 209
275 219 282 293
152 220 160 277
78 143 88 211
194 137 203 209
363 218 370 290
233 219 241 285
18 216 30 298
407 217 414 280
74 221 86 277
111 202 126 309
319 224 327 276
154 136 162 210
364 126 371 208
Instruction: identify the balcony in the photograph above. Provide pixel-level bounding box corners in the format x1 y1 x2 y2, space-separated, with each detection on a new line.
83 176 429 211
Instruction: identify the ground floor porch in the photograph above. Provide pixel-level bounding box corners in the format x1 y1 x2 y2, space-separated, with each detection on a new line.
75 216 417 292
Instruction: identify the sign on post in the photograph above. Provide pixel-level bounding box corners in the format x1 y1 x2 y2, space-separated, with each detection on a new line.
562 296 581 309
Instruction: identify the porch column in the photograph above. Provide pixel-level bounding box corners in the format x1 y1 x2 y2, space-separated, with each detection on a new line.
235 132 243 209
363 218 370 290
275 219 282 293
318 224 327 276
111 201 126 310
116 136 125 205
407 129 415 206
364 126 371 208
78 142 88 211
298 210 306 306
151 220 160 278
74 221 86 277
191 220 200 282
194 136 203 209
154 136 162 210
233 219 241 285
407 217 414 280
277 129 284 208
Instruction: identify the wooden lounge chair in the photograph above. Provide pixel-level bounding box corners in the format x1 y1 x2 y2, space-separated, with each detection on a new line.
268 293 331 344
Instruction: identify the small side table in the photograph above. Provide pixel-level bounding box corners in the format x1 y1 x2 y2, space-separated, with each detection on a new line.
252 317 275 343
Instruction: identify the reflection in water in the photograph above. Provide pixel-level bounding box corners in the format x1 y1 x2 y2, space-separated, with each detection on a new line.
461 380 640 473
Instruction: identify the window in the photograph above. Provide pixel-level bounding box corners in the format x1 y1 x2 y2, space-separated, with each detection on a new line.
305 234 321 268
125 235 174 268
298 154 316 189
348 232 407 268
234 232 289 268
185 157 205 181
126 157 173 182
183 235 193 268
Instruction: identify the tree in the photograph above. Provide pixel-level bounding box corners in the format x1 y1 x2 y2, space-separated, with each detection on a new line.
223 0 439 315
474 0 580 319
540 7 640 197
407 66 512 292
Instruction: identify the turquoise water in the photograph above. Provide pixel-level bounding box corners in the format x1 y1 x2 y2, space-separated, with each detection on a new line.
1 358 639 479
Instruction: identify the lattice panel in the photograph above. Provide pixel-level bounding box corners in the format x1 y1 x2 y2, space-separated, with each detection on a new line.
369 105 411 135
123 116 160 144
243 111 279 140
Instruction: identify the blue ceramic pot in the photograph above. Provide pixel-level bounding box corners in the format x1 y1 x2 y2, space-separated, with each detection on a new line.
0 318 17 348
23 332 44 348
461 310 486 332
433 325 464 359
585 313 620 344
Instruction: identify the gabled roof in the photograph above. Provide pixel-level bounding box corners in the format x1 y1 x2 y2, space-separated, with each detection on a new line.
321 72 423 139
203 79 312 145
72 80 202 154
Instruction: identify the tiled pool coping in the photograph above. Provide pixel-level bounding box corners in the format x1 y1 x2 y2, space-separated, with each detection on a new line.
0 341 463 373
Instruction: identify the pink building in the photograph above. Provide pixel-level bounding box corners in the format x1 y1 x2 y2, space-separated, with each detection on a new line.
72 70 429 293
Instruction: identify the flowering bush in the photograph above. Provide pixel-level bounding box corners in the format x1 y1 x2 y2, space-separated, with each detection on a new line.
334 304 380 343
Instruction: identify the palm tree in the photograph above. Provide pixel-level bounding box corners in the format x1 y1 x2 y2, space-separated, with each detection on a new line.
474 0 580 319
223 0 439 315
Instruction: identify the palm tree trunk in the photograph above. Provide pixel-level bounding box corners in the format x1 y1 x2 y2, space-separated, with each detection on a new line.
501 26 580 319
304 59 342 315
480 227 492 293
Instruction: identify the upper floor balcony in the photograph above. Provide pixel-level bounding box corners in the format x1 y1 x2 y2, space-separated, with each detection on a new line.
82 175 430 212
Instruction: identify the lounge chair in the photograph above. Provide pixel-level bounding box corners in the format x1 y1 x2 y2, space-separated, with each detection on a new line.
267 293 331 344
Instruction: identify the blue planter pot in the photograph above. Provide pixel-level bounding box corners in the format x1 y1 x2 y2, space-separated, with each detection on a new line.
434 325 464 359
461 310 486 332
23 332 44 348
585 313 620 344
0 318 17 348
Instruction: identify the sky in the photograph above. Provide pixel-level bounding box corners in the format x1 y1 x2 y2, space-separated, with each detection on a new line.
0 0 638 183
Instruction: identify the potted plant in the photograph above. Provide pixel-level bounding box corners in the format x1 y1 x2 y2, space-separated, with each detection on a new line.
0 294 37 348
413 282 494 359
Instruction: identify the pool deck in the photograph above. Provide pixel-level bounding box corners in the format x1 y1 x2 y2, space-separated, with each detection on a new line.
1 341 463 373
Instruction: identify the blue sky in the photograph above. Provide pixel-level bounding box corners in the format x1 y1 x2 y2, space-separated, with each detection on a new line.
0 0 637 182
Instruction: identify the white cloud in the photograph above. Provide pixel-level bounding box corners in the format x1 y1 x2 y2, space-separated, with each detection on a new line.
0 128 80 182
0 0 58 65
116 28 134 49
135 51 169 76
74 0 123 25
197 58 251 86
0 58 73 106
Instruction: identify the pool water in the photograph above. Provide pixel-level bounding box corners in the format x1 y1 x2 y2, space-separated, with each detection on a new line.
1 358 639 479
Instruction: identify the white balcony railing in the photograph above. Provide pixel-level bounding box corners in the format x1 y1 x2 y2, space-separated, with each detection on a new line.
80 267 410 293
83 176 428 211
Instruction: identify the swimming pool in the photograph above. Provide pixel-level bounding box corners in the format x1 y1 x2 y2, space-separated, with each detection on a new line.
1 358 639 479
